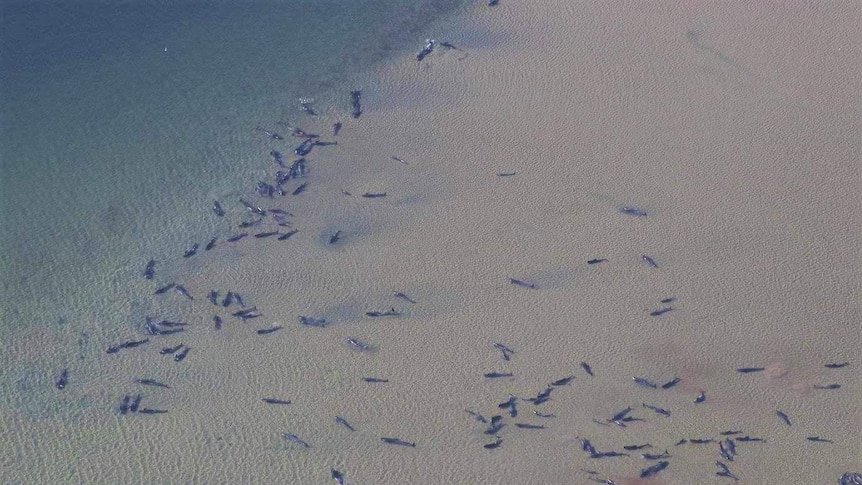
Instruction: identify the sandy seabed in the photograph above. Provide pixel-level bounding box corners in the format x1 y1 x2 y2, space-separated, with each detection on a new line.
2 1 860 484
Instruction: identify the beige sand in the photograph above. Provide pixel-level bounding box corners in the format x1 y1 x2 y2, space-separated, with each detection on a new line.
3 1 860 484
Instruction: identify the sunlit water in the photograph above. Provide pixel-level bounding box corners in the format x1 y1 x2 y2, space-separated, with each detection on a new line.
1 1 859 484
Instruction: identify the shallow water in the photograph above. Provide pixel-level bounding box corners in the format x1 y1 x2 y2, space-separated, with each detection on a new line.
2 1 860 484
0 0 467 337
0 0 468 384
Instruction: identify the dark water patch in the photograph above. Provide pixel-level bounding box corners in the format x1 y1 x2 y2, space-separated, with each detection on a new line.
685 28 746 72
527 269 577 291
316 300 367 327
5 366 92 420
391 192 425 206
315 217 379 249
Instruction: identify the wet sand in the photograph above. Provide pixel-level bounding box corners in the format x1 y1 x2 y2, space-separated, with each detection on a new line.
3 1 860 484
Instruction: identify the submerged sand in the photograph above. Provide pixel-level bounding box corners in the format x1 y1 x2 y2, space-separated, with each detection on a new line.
3 1 860 484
